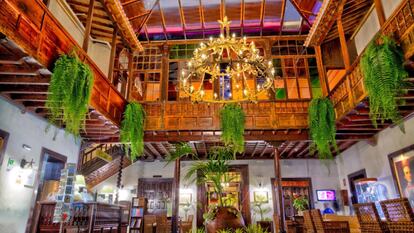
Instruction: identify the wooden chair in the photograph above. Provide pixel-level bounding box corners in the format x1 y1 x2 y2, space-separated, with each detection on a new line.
380 198 414 233
310 209 350 233
156 214 170 233
144 215 157 233
303 210 316 233
354 203 387 233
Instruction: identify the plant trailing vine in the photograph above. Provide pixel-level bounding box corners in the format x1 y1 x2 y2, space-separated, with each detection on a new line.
46 53 94 137
220 104 245 154
308 97 337 160
120 102 145 161
361 35 408 129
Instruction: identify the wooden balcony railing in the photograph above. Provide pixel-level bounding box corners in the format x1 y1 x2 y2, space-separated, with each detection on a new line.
329 0 414 120
142 101 310 131
0 0 127 126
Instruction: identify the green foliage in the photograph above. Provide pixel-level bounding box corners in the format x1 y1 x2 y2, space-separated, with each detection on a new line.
308 97 337 160
120 102 145 161
252 201 271 221
46 53 94 137
275 88 286 99
220 104 245 154
292 196 309 211
165 142 196 165
361 35 408 129
244 224 269 233
184 147 234 207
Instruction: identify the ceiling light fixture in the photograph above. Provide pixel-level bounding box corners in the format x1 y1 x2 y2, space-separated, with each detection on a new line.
180 16 278 103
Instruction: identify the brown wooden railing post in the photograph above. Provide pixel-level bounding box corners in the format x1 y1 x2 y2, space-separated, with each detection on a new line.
374 0 386 26
109 26 119 84
315 45 329 97
82 0 95 52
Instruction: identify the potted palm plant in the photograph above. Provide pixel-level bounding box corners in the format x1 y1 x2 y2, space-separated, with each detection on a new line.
167 145 245 233
292 196 309 216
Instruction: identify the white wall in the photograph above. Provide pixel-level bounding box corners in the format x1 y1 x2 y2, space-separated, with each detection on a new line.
47 0 112 75
94 158 339 226
335 117 414 214
354 0 404 54
0 97 81 233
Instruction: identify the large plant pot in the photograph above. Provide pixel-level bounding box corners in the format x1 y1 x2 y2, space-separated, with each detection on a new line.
257 221 273 233
206 207 245 233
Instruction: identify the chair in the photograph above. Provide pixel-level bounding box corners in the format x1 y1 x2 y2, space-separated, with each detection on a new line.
354 203 388 233
310 209 350 233
156 214 170 233
144 215 157 233
380 198 414 233
303 210 316 233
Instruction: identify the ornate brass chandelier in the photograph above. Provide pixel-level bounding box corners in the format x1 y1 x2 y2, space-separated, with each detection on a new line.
180 16 277 103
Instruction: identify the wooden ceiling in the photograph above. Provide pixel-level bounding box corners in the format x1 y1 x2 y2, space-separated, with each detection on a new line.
324 0 374 42
66 0 323 43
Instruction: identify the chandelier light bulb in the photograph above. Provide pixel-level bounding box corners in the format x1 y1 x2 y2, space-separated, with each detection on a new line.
232 33 236 38
209 36 213 41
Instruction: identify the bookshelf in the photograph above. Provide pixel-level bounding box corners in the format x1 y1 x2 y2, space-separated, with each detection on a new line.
129 197 146 233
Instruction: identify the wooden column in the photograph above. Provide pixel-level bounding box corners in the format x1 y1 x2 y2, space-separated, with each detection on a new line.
273 148 286 233
315 45 329 97
374 0 386 26
82 0 95 52
337 7 355 106
160 44 169 101
108 26 118 83
172 159 180 233
125 50 134 99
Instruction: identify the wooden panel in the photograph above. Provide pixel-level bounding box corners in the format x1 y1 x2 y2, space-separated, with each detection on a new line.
141 101 310 131
0 0 127 126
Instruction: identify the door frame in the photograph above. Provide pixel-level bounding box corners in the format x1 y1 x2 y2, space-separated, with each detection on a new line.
27 148 67 233
0 128 9 167
196 164 251 227
347 169 367 205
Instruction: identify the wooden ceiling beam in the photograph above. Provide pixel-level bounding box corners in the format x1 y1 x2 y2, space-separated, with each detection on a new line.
157 1 168 41
0 85 49 94
177 0 187 40
240 0 245 36
289 0 311 26
279 0 287 35
259 0 266 37
199 0 206 39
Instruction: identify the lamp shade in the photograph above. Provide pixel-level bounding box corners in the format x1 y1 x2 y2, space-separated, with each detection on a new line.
75 175 86 187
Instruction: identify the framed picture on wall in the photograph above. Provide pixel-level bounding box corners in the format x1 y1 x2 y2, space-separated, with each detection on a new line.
180 193 192 204
389 144 414 207
253 191 269 203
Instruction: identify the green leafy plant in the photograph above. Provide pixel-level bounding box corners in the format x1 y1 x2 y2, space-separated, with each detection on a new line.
252 201 271 221
308 97 338 160
244 224 270 233
220 104 245 154
185 147 234 206
361 35 408 129
166 142 196 165
292 196 309 212
120 102 145 161
46 53 94 137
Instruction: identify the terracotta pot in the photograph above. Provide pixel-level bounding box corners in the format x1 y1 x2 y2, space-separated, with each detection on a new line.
206 207 245 233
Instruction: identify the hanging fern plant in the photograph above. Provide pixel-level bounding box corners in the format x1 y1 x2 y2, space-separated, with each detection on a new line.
219 104 245 154
361 35 408 129
46 53 94 137
308 98 337 160
120 102 146 161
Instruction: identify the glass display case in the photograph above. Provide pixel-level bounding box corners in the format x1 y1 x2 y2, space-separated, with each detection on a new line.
355 178 389 218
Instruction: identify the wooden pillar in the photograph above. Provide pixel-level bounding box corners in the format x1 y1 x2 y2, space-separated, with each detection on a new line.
337 8 355 106
108 26 118 83
172 159 180 233
125 50 134 100
273 148 286 233
374 0 386 26
314 45 329 97
160 44 169 101
82 0 95 52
